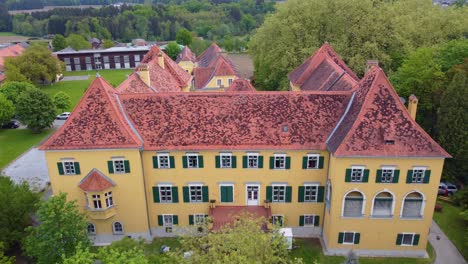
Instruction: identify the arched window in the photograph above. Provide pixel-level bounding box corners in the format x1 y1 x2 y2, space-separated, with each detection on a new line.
401 192 424 218
372 191 394 217
343 191 365 217
113 221 124 234
87 223 96 234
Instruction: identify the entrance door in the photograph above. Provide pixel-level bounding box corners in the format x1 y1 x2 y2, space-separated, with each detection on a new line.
246 185 260 206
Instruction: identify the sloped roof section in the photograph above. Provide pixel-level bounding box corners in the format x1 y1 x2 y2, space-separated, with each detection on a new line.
40 77 142 150
196 42 223 67
0 44 26 71
78 168 115 192
119 91 351 151
194 55 239 89
176 46 196 63
288 43 359 91
116 72 156 93
327 67 450 158
226 79 256 92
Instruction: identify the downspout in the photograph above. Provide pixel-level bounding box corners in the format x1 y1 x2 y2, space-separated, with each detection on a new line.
139 147 153 238
321 151 331 239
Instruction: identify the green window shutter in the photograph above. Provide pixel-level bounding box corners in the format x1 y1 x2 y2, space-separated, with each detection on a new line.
298 186 305 202
152 156 158 169
338 232 344 244
354 233 360 244
376 169 382 183
318 156 324 169
258 156 264 168
152 186 160 203
215 156 220 168
286 186 292 203
107 161 114 174
169 156 175 168
57 162 64 175
221 186 234 202
202 186 209 202
345 169 351 182
227 186 233 202
413 234 420 245
173 215 178 225
221 186 227 202
302 157 307 169
198 156 204 168
242 156 248 168
396 234 403 245
231 156 237 168
393 170 400 183
124 160 130 173
314 215 320 226
266 186 272 202
158 215 163 226
182 156 188 168
172 187 179 203
285 157 291 169
189 215 194 225
269 157 274 169
299 216 304 226
423 170 431 183
74 162 81 174
363 169 369 182
183 187 190 203
317 186 325 202
406 170 413 183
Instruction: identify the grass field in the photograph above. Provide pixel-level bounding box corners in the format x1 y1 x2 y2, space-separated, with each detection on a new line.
0 32 25 36
433 200 467 259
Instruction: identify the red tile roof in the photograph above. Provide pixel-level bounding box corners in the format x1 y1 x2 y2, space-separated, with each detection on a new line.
327 67 450 158
78 168 115 192
209 206 271 231
40 77 142 150
226 79 256 92
194 55 238 89
196 43 223 67
176 46 196 63
0 44 26 71
119 91 351 151
288 43 359 91
116 72 156 93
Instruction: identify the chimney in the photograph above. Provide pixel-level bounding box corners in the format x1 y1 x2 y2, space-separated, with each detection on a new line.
366 60 379 72
407 94 418 120
137 63 150 87
157 52 165 69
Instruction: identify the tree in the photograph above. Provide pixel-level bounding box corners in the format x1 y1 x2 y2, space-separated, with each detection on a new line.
0 81 36 106
0 94 15 126
52 34 67 52
438 39 468 72
16 88 56 133
99 246 148 264
164 42 182 61
189 38 211 56
0 242 15 264
240 14 256 32
0 2 12 32
66 34 92 51
62 243 95 264
437 72 468 184
176 28 193 46
102 39 114 49
4 44 65 84
24 193 91 264
53 91 71 113
0 177 39 251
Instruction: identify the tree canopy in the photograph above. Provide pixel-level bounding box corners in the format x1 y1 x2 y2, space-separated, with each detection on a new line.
164 42 182 60
0 81 37 106
0 94 15 126
176 28 193 46
52 34 67 51
53 91 71 113
66 34 92 50
16 88 56 133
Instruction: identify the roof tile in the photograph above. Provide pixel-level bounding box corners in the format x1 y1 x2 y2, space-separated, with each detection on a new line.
176 46 196 63
78 168 115 192
226 79 256 92
116 72 156 93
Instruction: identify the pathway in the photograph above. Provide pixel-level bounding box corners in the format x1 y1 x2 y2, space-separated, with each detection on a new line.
62 75 89 81
429 220 466 264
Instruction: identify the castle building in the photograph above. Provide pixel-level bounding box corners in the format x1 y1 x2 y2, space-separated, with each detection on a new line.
40 43 449 257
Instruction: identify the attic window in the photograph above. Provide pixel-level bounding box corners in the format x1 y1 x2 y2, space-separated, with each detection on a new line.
385 140 395 145
282 126 288 133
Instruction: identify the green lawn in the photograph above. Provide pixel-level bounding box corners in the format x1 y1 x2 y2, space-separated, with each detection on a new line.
433 200 467 259
0 32 25 36
0 129 53 170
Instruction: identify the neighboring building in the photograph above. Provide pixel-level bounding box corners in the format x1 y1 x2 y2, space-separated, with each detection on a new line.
176 46 196 75
54 46 150 71
0 43 26 82
40 43 448 258
225 78 256 92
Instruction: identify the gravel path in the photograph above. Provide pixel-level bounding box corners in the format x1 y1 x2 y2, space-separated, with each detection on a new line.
429 220 466 264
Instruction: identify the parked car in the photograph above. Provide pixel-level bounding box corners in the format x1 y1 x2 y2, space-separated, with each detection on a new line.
438 183 458 196
445 183 458 195
1 120 20 129
56 112 71 120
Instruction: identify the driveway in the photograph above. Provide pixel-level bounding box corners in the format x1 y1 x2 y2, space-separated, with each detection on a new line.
429 220 466 264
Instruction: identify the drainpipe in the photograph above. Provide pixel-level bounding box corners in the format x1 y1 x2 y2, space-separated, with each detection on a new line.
321 151 332 239
139 147 153 238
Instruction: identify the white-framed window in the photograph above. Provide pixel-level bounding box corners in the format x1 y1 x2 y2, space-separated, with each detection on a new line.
105 191 113 207
412 167 426 183
371 191 394 217
187 153 199 168
343 232 358 244
402 233 417 246
228 78 233 85
304 184 318 202
304 215 316 226
159 185 173 203
73 57 80 65
87 223 96 234
134 54 140 63
247 153 258 168
272 185 286 202
351 166 364 182
75 64 81 71
381 167 395 183
326 180 332 212
221 153 232 168
217 79 222 87
113 159 125 173
158 154 170 169
189 185 203 202
194 214 206 225
401 192 424 218
274 154 286 169
272 215 284 227
63 161 76 175
306 154 319 169
113 221 124 234
342 191 365 217
92 194 102 209
163 214 173 227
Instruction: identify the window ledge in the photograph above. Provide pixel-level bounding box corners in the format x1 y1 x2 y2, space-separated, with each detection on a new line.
86 206 117 220
341 215 365 219
369 215 394 219
400 216 423 220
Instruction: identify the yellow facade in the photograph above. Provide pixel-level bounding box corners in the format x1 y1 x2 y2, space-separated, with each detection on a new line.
202 75 238 90
178 61 195 75
289 82 301 91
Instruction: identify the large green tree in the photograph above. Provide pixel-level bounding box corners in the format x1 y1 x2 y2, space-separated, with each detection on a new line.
16 88 56 133
53 91 71 113
66 34 92 51
0 81 37 106
0 94 15 126
52 34 67 52
164 42 182 60
24 193 91 264
176 28 193 46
